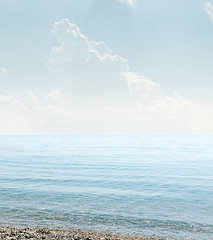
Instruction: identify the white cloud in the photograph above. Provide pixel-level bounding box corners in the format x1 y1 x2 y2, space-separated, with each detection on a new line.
119 0 134 6
1 19 213 134
49 19 131 107
0 95 35 134
0 68 7 74
0 95 25 109
204 2 213 22
47 89 62 101
29 95 213 134
47 19 213 134
124 72 160 101
27 91 38 104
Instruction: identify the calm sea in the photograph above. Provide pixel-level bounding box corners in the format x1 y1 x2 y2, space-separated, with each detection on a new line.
0 135 212 239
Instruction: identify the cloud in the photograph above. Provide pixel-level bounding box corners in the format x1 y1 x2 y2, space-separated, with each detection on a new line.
0 95 25 109
1 19 213 134
204 2 213 22
27 91 38 104
124 72 160 102
119 0 134 6
47 19 213 134
0 95 34 134
49 19 134 107
0 68 7 74
47 89 62 101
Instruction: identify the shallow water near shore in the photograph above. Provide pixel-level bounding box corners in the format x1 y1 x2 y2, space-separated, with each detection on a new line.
0 135 212 239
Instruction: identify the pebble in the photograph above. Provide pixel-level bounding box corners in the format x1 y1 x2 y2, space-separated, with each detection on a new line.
0 226 165 240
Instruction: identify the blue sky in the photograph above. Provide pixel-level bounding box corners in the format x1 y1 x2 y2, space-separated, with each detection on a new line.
1 0 213 134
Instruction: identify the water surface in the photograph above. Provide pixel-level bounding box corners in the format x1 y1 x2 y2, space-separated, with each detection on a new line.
0 135 212 239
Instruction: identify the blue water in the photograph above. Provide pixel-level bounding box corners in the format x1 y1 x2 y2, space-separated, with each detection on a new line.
0 135 212 239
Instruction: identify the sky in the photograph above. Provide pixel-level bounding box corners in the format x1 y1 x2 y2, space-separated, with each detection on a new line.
1 0 213 134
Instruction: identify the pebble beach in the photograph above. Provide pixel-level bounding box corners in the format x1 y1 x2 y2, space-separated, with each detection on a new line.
0 227 165 240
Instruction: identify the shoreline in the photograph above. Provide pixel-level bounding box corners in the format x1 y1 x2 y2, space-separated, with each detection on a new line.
0 226 166 240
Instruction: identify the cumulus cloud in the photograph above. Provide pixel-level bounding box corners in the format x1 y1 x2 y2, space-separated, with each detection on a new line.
47 19 213 134
49 19 133 107
124 72 160 102
204 2 213 22
1 19 213 134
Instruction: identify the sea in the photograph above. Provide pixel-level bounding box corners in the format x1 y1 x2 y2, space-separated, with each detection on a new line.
0 135 212 239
